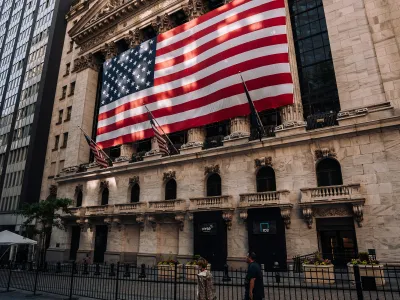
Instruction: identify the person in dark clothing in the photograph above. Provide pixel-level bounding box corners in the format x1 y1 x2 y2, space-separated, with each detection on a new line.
244 252 265 300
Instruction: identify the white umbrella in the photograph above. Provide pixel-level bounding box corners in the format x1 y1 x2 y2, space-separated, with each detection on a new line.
0 230 37 245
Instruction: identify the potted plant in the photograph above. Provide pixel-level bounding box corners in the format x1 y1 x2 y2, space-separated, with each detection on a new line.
302 253 335 284
184 255 211 280
347 252 385 286
157 258 181 279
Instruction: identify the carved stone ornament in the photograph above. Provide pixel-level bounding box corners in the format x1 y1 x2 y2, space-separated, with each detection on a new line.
222 211 233 230
62 166 79 174
101 41 118 60
136 214 145 231
49 185 57 197
129 176 139 186
75 184 83 195
275 120 307 131
314 206 352 218
352 203 364 227
314 148 337 161
77 218 92 232
205 164 220 175
100 180 109 191
280 207 292 229
152 14 173 34
239 210 248 222
163 171 176 182
181 141 203 149
175 213 185 231
80 26 118 53
73 53 99 73
124 28 142 48
87 0 123 26
183 0 207 21
104 217 113 232
188 213 193 221
147 215 157 231
254 157 272 168
302 206 313 229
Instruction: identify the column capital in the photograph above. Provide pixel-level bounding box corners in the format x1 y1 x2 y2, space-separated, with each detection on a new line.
101 41 118 60
183 0 207 21
124 28 142 48
152 14 174 34
73 53 100 73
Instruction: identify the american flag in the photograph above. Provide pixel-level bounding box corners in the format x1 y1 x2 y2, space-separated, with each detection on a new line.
96 0 293 148
147 112 170 156
83 132 110 168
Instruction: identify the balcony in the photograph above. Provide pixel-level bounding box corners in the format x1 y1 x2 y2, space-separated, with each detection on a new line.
239 190 290 208
189 195 233 211
300 184 362 204
61 207 86 219
148 199 187 213
85 205 114 217
114 202 147 215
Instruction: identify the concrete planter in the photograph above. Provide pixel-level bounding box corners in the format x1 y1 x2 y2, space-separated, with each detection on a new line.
347 264 385 286
157 264 182 279
303 264 335 284
184 264 211 280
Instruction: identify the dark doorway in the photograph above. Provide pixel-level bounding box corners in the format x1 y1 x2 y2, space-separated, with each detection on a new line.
69 226 81 260
131 184 140 203
316 158 343 186
76 190 83 207
247 208 287 271
317 217 357 266
101 188 109 205
93 225 108 263
165 179 177 200
256 167 276 192
207 173 221 196
193 211 227 270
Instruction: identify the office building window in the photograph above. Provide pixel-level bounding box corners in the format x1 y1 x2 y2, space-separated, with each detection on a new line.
61 132 68 148
53 135 59 150
57 109 63 124
69 81 75 96
64 63 70 76
65 106 72 121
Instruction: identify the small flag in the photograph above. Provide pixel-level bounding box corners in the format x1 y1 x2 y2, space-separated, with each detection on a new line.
83 132 110 168
148 112 170 156
240 74 265 141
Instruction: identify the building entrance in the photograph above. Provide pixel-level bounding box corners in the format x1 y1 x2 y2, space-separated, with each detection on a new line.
93 225 108 263
69 226 81 260
247 208 287 270
317 217 358 266
193 211 227 270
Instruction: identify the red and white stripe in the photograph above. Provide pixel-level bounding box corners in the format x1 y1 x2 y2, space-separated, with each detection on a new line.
90 143 109 168
151 122 170 156
96 0 293 148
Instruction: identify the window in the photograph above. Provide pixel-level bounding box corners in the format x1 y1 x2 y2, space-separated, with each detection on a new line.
64 63 70 76
289 0 340 118
65 106 72 121
101 188 109 205
69 82 75 96
57 109 63 124
61 132 68 148
60 86 67 99
131 184 140 203
76 190 83 207
316 158 343 187
256 167 276 192
207 173 221 196
53 135 59 150
68 40 74 53
165 179 177 200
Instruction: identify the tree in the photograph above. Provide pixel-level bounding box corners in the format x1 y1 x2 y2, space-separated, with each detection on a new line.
16 198 73 265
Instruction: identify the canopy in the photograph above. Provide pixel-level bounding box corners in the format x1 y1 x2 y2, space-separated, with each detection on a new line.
0 230 37 245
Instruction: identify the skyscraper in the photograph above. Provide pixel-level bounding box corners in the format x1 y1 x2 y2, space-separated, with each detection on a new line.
0 0 72 232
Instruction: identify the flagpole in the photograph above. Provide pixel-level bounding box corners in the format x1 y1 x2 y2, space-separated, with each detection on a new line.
144 106 179 154
77 126 112 162
239 73 266 136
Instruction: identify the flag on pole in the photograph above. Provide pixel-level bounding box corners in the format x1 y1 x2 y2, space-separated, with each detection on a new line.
83 132 110 168
240 74 265 141
95 0 293 148
147 112 170 156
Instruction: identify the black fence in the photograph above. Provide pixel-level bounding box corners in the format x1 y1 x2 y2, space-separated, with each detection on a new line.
1 262 400 300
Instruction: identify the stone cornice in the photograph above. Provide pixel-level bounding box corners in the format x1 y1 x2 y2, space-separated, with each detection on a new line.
55 115 400 183
67 0 91 20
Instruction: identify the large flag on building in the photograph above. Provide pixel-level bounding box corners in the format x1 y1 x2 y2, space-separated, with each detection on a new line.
147 112 170 156
83 132 110 168
96 0 293 148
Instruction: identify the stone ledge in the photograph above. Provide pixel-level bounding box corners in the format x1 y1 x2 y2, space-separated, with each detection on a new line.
337 102 394 126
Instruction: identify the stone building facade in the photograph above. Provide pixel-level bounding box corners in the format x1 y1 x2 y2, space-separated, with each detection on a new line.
41 0 400 269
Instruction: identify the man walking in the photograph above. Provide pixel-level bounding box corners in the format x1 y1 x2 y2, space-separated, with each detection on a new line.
245 252 265 300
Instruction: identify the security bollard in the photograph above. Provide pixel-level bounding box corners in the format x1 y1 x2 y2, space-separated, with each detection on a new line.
222 263 231 282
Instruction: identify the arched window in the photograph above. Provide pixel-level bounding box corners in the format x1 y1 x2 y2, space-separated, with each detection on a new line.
316 158 343 187
76 190 83 207
131 184 140 203
101 188 109 205
207 173 221 196
256 167 276 192
165 179 177 200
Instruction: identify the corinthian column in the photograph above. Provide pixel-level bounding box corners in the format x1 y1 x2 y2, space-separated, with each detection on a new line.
224 116 251 146
275 0 306 137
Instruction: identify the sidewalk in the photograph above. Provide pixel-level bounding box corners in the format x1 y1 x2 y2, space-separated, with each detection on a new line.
0 289 91 300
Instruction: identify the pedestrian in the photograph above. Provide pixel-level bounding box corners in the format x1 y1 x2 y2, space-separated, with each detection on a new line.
244 252 265 300
197 258 216 300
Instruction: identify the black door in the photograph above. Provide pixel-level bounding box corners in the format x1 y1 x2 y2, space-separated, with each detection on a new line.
247 208 287 271
69 226 81 260
93 225 108 263
193 211 227 270
317 218 357 266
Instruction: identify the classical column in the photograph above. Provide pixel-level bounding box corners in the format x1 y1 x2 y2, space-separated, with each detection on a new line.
183 0 207 21
275 0 306 137
101 41 118 61
118 143 136 161
177 214 194 263
137 217 158 266
65 54 100 168
124 28 142 48
224 116 250 146
152 14 174 34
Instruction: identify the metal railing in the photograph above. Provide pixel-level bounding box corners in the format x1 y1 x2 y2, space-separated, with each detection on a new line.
306 111 338 130
1 261 399 300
